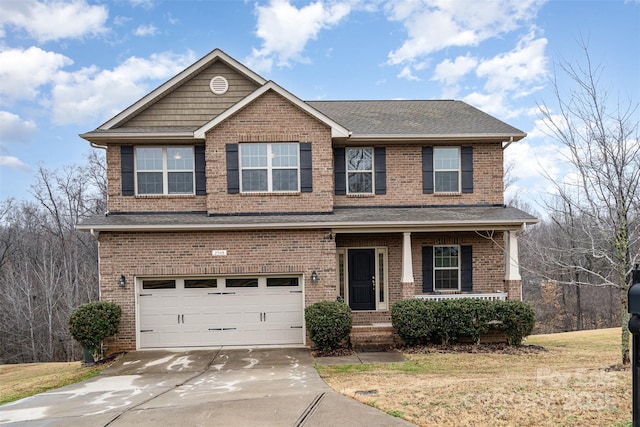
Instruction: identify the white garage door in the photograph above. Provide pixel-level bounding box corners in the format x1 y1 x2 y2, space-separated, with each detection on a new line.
138 276 304 348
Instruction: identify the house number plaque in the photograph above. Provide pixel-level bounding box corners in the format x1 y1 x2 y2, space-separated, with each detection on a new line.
211 250 227 256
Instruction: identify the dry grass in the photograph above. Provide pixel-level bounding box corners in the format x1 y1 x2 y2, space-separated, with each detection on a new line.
0 362 104 405
318 328 631 427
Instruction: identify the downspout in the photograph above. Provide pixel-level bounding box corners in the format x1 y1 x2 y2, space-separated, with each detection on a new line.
502 136 514 150
90 142 107 150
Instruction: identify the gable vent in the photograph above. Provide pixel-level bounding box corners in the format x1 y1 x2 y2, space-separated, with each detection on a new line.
210 76 229 95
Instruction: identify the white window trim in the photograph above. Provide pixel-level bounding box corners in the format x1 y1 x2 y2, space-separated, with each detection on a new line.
433 146 461 194
336 247 388 310
433 244 461 292
134 146 195 196
346 147 375 195
239 143 301 193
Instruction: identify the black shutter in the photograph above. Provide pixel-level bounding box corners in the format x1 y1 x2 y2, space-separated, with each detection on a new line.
194 146 206 195
374 147 386 195
226 143 239 194
300 143 312 193
461 245 473 292
461 146 473 193
422 146 434 194
422 246 434 293
121 146 134 196
334 147 346 195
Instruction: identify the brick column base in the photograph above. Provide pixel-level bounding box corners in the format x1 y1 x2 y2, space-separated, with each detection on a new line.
401 282 415 300
504 280 522 301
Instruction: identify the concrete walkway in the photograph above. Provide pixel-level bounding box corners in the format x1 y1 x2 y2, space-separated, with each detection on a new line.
0 348 413 426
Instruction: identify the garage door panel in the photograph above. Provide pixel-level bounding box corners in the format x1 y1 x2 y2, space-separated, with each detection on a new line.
139 277 304 348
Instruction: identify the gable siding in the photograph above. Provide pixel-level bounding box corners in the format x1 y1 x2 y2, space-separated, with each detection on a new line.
334 143 503 207
206 90 334 214
121 61 260 128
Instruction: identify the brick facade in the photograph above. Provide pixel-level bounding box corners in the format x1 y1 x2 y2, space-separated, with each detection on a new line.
86 51 530 350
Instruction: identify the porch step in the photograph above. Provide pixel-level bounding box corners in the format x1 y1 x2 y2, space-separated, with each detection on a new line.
350 325 397 350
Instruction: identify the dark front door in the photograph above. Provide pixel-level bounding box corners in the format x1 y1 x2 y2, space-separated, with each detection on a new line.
348 249 376 310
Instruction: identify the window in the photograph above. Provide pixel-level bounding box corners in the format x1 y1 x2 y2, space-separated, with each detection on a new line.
346 147 373 194
433 147 460 193
434 246 460 290
142 279 176 289
240 143 299 192
184 279 217 288
225 278 259 288
135 147 194 195
267 278 299 287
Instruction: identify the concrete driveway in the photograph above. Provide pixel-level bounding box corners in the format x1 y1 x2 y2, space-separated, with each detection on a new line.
0 348 414 426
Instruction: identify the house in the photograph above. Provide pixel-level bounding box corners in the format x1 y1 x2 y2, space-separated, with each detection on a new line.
78 48 537 350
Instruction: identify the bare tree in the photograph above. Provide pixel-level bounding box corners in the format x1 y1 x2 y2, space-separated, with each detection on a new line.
0 154 105 363
534 42 640 364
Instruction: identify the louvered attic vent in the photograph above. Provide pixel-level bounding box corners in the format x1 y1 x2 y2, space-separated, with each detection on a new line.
209 76 229 95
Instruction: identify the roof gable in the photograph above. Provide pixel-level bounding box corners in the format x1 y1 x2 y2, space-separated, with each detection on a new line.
100 49 267 130
194 81 350 139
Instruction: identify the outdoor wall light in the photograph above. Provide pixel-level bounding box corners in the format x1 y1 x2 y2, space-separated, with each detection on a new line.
118 274 126 288
311 271 318 283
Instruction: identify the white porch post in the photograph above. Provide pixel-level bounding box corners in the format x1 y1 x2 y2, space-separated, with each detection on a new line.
505 230 521 281
401 232 414 283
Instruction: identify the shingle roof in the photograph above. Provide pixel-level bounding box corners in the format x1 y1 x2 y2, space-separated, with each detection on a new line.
306 100 525 138
78 206 537 231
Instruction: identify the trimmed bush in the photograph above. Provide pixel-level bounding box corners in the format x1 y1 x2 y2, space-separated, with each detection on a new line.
493 300 536 345
305 301 352 352
391 298 535 346
391 298 433 345
69 301 122 362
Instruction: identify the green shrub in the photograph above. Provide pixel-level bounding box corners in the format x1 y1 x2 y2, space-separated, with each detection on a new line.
68 301 122 361
391 298 535 346
391 299 433 345
493 300 536 345
305 301 352 352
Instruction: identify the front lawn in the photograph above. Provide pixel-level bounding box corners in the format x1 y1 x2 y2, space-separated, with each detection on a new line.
0 362 105 405
317 328 631 426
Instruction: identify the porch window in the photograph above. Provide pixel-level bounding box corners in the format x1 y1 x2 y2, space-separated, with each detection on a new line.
434 245 460 290
135 147 195 195
346 147 374 194
433 147 460 193
239 143 299 192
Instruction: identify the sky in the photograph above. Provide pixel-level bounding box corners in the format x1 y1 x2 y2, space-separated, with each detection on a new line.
0 0 639 214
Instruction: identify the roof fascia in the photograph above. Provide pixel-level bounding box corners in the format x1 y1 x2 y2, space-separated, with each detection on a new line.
79 131 199 144
194 81 351 139
342 133 527 144
78 218 538 233
99 49 267 130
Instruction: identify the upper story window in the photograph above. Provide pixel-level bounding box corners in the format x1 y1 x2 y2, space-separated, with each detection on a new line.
433 147 460 193
239 143 299 192
346 147 374 194
434 245 460 291
135 147 194 195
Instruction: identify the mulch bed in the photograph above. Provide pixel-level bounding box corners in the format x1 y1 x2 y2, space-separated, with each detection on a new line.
399 343 547 355
312 344 547 357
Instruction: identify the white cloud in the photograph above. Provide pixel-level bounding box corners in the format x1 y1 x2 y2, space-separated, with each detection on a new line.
0 0 108 43
246 0 352 72
0 156 30 171
0 111 37 144
0 47 73 102
385 0 545 78
433 54 478 86
50 51 196 125
134 24 158 36
476 32 547 93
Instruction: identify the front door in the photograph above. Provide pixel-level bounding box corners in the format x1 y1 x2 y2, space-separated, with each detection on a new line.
348 249 376 310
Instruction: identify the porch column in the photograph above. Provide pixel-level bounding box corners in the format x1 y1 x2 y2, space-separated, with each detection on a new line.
504 230 521 281
401 232 415 299
505 230 522 301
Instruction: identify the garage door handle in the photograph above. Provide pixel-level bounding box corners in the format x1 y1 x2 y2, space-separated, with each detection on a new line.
291 326 303 329
221 292 236 295
208 292 222 295
139 293 152 296
290 290 302 293
140 329 153 332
